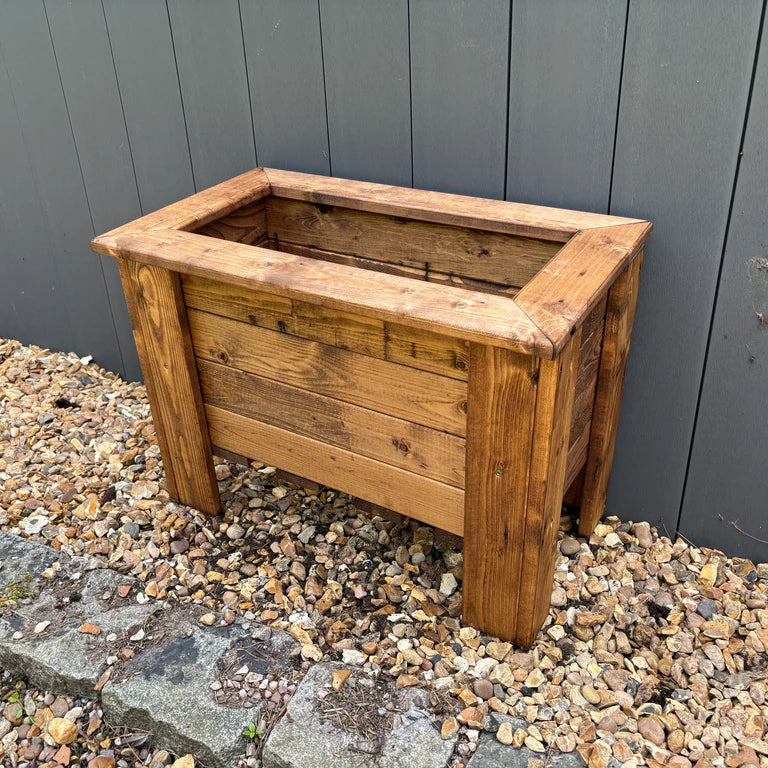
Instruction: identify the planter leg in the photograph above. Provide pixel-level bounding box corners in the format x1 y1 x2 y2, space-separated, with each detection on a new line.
463 333 579 647
119 259 221 515
578 254 643 537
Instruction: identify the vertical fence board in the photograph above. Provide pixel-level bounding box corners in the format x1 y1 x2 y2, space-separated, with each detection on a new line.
607 0 762 530
240 0 330 175
0 1 121 371
0 42 60 349
44 0 141 379
166 0 256 190
319 0 410 185
680 20 768 560
102 0 195 214
410 0 509 199
506 0 626 213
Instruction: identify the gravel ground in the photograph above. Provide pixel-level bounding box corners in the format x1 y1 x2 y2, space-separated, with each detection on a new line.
1 336 767 768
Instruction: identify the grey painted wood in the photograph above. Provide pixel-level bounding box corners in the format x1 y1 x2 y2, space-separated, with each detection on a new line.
506 0 626 213
102 0 195 214
0 40 60 350
44 0 141 380
240 0 330 175
0 1 121 372
680 23 768 561
607 0 762 532
410 0 509 199
167 0 256 190
320 0 411 185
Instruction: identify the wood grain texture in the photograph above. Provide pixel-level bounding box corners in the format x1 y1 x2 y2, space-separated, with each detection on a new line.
268 240 518 300
578 255 642 536
182 274 470 380
263 168 646 241
515 222 651 351
118 261 220 514
265 197 558 288
206 405 465 535
188 309 468 436
198 358 465 487
463 333 579 646
193 201 267 245
92 229 553 356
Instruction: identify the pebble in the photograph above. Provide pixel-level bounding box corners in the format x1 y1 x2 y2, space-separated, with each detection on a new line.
638 717 666 747
560 538 581 556
496 722 515 745
47 717 78 745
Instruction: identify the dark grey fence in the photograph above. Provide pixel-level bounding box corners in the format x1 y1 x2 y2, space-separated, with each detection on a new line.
1 0 766 560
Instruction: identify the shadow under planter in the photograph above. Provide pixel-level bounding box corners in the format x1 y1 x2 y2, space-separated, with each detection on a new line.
91 167 651 647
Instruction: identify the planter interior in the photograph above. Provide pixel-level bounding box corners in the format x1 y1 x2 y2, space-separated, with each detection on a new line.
93 168 651 646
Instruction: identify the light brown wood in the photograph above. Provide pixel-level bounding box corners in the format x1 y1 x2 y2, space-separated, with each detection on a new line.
118 261 220 515
194 200 267 244
515 222 651 352
463 332 579 646
266 197 559 288
182 273 470 380
92 229 553 356
182 274 387 358
101 168 270 239
263 168 646 241
563 296 607 486
578 254 643 536
265 239 519 299
206 405 465 535
197 358 466 487
188 309 468 436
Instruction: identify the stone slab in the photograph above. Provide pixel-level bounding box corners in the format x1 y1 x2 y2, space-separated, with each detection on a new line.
263 663 457 768
102 622 258 768
0 531 63 584
0 535 159 697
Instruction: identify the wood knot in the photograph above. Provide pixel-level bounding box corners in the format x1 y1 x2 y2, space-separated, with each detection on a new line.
216 350 229 363
495 461 505 478
392 438 410 455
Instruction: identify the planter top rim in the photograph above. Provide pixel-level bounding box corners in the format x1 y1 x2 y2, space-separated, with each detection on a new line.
92 167 651 358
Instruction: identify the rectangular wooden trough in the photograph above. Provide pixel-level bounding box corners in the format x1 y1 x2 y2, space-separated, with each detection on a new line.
92 168 651 647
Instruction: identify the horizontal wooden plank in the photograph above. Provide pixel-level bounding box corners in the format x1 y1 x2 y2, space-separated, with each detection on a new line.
182 273 386 357
198 358 465 486
194 200 267 244
182 273 470 380
267 239 519 299
92 230 553 355
97 167 270 239
515 223 651 351
266 197 558 288
188 308 468 435
263 168 647 241
206 404 465 535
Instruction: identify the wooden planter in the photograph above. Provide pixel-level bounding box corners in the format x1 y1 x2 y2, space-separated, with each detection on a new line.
92 168 650 647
